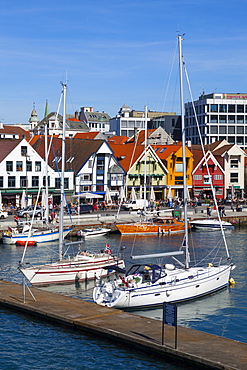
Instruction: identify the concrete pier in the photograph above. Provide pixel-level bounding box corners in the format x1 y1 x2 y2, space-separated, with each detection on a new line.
0 280 246 370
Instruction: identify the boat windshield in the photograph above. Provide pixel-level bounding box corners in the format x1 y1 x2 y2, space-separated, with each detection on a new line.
126 264 163 283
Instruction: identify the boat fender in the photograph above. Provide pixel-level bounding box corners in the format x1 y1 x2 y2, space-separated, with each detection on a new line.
164 264 175 270
229 278 236 285
207 263 213 267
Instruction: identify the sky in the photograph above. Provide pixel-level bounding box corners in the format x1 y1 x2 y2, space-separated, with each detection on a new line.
1 0 247 125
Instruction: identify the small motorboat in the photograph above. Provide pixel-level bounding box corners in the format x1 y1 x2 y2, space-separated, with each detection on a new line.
77 227 111 237
190 218 234 230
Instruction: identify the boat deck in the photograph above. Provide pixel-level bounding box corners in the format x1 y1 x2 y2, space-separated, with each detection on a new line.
0 280 246 369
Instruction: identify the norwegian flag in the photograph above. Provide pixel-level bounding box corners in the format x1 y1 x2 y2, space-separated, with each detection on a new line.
105 243 112 255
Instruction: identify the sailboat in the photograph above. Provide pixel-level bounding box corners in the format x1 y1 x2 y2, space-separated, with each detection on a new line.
19 83 124 286
93 35 235 309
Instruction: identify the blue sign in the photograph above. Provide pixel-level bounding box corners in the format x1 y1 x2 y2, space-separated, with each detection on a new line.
163 303 177 327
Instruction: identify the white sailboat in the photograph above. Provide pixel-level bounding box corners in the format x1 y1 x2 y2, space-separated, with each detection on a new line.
19 83 124 286
93 35 235 309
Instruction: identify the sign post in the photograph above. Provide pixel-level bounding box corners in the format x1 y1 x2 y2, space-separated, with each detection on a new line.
162 302 178 349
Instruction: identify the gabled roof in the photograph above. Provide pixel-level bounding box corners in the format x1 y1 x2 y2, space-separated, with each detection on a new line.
109 142 145 172
192 150 225 175
107 135 129 144
84 111 111 123
74 132 105 140
0 139 23 162
31 137 107 174
152 143 183 160
0 125 31 140
36 113 89 132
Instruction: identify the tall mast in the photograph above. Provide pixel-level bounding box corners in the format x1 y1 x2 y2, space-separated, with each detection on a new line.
143 105 147 213
178 35 190 269
58 83 67 260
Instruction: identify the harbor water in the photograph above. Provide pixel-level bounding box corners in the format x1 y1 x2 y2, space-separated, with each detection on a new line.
0 226 246 369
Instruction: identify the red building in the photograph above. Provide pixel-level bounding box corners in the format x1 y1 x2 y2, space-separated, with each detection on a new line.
192 150 225 200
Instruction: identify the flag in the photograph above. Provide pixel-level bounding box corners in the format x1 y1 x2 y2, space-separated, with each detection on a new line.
105 243 112 255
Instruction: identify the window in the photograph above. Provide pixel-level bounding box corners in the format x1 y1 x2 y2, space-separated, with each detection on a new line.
230 159 239 168
43 176 50 186
8 176 15 187
6 161 13 172
55 178 60 188
210 104 218 112
21 146 27 156
214 174 222 180
230 173 238 183
88 160 93 168
237 105 244 113
210 115 218 123
228 126 235 134
204 175 211 184
219 104 227 113
35 161 41 171
210 126 218 134
121 120 127 128
175 163 183 172
20 176 27 187
237 116 244 123
175 176 183 184
194 175 202 180
237 126 244 134
64 178 69 189
0 176 3 187
16 161 23 171
27 161 32 171
228 116 235 123
228 105 235 113
219 116 227 123
219 126 226 134
32 176 39 187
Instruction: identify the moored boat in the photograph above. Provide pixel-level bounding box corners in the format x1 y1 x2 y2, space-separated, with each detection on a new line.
77 227 111 237
190 218 234 230
116 217 188 235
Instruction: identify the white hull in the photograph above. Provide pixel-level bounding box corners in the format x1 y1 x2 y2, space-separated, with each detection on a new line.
77 228 111 237
93 264 234 309
2 228 72 245
190 219 233 230
20 253 125 286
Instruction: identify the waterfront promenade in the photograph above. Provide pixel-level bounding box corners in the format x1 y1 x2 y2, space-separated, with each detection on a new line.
0 279 246 370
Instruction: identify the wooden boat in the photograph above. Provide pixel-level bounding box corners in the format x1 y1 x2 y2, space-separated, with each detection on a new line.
115 217 188 235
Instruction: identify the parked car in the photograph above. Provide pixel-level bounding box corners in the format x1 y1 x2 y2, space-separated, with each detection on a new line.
0 210 8 219
79 204 94 214
16 206 43 218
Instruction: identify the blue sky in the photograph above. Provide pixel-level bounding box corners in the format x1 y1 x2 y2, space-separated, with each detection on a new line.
1 0 247 124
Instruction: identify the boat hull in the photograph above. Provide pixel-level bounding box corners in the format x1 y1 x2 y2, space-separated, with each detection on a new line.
116 218 188 235
2 228 72 245
93 264 234 309
77 228 111 237
190 220 233 230
20 254 125 286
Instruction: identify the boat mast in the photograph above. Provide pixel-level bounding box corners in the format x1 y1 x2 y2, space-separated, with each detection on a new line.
143 105 147 214
178 35 190 269
58 82 67 261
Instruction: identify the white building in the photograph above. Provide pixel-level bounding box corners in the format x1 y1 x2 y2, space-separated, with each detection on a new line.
0 138 74 207
185 93 247 149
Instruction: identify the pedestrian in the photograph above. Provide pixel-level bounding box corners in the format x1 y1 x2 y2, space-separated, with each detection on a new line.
222 206 226 217
207 206 211 217
218 205 222 217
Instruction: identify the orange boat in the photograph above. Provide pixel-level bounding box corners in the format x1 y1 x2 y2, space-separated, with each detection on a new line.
15 240 37 246
115 217 190 235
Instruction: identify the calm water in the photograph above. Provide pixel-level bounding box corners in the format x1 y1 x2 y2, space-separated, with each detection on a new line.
0 226 246 369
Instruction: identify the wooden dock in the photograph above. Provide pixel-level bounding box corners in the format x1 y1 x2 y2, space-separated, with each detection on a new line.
0 280 246 369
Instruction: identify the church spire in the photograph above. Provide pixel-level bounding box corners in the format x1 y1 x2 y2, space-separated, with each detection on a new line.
44 100 49 118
